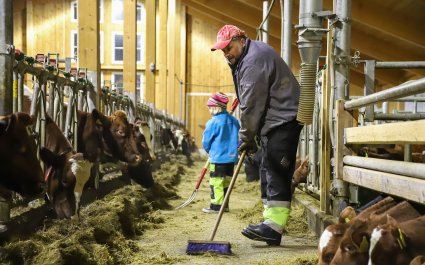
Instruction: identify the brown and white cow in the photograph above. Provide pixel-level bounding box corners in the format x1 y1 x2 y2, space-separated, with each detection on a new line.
133 118 155 162
410 256 425 265
331 201 421 265
368 215 425 265
0 112 44 197
41 115 92 219
318 196 397 265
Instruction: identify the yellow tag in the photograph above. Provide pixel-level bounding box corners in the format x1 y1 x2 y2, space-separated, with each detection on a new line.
359 236 369 253
13 80 18 97
345 217 350 223
397 228 407 250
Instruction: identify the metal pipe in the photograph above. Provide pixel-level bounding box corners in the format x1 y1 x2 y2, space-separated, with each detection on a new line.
281 0 292 67
375 61 425 69
262 1 269 43
0 0 13 115
343 156 425 181
344 77 425 110
350 96 425 102
17 70 24 112
360 110 425 122
334 0 352 100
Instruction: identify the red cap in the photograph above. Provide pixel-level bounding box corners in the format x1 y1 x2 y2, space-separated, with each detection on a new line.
211 25 246 51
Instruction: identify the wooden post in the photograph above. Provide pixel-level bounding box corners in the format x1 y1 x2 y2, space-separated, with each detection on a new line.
145 0 156 103
157 0 168 111
78 0 100 107
179 2 186 123
167 0 176 115
319 20 332 214
123 0 137 103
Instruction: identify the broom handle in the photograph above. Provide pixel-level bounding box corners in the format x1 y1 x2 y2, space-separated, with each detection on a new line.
194 158 210 189
209 150 246 241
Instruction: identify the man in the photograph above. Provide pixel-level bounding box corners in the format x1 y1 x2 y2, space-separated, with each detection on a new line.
211 25 303 246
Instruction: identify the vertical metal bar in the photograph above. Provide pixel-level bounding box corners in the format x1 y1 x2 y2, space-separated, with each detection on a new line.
12 71 17 112
262 1 269 43
364 60 375 122
282 0 292 67
0 0 13 115
17 70 24 112
334 0 352 100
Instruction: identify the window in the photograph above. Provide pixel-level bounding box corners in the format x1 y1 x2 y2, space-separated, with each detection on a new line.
112 0 124 22
71 30 78 58
136 73 145 102
112 72 123 94
112 33 124 63
70 0 103 22
136 33 145 63
137 2 146 22
71 1 77 22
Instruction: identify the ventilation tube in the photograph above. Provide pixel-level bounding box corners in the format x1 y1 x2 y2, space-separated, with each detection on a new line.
296 0 325 125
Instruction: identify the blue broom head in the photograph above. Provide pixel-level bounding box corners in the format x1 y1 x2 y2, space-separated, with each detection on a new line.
186 240 232 255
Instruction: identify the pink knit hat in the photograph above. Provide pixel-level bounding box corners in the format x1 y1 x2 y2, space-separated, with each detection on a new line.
211 25 246 51
207 92 229 109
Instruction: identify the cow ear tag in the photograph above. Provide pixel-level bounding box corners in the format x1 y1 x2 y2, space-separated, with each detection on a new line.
96 119 103 126
359 236 369 253
396 228 407 250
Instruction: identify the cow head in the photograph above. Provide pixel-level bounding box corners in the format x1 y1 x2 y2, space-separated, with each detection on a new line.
132 121 154 163
368 215 412 265
331 218 371 265
40 148 76 219
0 112 44 196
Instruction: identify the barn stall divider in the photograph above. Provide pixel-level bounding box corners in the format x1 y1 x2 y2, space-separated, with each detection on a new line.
1 50 187 239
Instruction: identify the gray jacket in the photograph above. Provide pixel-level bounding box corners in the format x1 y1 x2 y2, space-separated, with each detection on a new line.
231 39 300 142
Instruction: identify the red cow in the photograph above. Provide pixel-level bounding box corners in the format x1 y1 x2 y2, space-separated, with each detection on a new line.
0 112 44 196
41 115 92 219
291 158 309 194
369 215 425 265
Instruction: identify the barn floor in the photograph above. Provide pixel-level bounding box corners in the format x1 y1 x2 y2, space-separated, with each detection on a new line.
0 153 318 265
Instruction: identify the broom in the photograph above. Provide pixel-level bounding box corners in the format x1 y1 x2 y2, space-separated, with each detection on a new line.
186 150 246 255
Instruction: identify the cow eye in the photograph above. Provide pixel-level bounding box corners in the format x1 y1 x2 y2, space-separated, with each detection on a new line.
116 130 126 137
343 244 356 253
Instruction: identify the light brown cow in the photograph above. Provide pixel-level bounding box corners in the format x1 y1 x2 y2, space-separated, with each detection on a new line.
0 112 44 196
410 256 425 265
331 201 421 265
368 215 425 265
318 196 396 265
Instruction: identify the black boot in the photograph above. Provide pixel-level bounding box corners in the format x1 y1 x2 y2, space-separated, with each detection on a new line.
241 223 281 246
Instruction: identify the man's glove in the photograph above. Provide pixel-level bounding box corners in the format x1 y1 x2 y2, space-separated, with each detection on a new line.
238 139 255 154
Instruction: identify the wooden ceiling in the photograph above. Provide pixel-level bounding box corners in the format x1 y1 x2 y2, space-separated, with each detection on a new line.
182 0 425 93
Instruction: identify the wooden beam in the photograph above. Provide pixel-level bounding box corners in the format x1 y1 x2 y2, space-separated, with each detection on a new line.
144 0 156 103
179 4 187 122
345 119 425 144
123 0 137 102
78 0 100 105
157 0 168 110
343 166 425 205
167 0 177 115
335 100 357 180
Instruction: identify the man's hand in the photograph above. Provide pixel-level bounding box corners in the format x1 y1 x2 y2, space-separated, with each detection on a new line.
238 139 255 154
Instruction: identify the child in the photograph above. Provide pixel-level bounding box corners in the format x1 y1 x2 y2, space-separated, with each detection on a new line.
202 92 240 213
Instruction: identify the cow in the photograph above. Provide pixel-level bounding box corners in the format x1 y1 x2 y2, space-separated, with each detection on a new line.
318 196 397 265
410 256 425 265
40 115 92 219
133 118 156 162
330 200 421 265
291 158 310 194
76 109 156 189
160 126 177 151
0 112 44 197
368 215 425 265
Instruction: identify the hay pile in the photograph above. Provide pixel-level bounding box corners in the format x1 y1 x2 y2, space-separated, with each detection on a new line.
0 155 188 265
